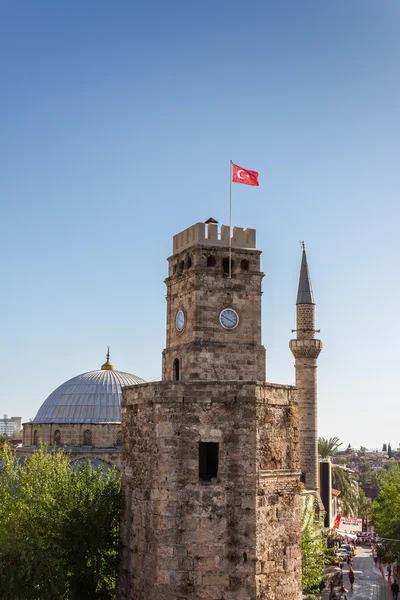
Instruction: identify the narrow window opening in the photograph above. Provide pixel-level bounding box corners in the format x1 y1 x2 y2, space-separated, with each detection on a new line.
33 430 38 446
243 552 247 562
207 256 216 267
222 257 234 275
241 259 249 271
199 442 219 481
116 430 123 447
300 472 306 484
185 256 192 269
83 429 92 446
54 430 61 446
173 358 180 381
178 260 184 273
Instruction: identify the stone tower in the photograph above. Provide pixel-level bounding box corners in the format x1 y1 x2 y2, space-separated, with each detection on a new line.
118 221 302 600
162 221 266 382
289 245 322 491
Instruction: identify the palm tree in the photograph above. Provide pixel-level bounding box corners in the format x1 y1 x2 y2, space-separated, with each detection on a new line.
318 437 359 515
318 437 342 458
332 465 359 516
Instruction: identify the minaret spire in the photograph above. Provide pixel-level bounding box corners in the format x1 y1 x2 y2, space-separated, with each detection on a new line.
289 244 322 491
296 242 314 305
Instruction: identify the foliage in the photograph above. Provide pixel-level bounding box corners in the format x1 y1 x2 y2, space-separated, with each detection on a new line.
301 495 327 597
13 428 23 440
382 443 387 452
388 442 392 458
0 445 121 600
359 467 379 487
0 434 11 447
331 464 358 516
370 469 400 557
359 446 368 453
318 437 342 459
356 488 368 518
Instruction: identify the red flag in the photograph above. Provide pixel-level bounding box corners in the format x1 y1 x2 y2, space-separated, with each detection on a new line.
232 163 259 186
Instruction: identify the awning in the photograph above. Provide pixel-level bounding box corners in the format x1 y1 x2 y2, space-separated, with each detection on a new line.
336 530 357 539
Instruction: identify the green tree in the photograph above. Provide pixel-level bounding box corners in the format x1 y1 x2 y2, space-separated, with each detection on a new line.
332 465 358 516
382 443 387 452
301 496 326 597
359 446 368 453
0 445 121 600
370 469 400 557
0 433 11 447
318 437 342 459
388 442 392 458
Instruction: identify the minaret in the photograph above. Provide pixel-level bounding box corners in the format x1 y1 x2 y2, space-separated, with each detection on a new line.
289 243 322 491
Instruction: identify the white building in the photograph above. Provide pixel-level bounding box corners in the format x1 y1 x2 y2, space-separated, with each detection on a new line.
0 415 22 436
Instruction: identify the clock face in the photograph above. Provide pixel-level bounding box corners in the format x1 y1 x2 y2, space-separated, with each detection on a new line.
176 310 185 331
219 308 239 330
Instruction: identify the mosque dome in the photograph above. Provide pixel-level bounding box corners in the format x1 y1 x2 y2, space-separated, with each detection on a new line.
32 352 145 424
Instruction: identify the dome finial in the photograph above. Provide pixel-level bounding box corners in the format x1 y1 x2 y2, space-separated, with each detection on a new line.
101 346 115 371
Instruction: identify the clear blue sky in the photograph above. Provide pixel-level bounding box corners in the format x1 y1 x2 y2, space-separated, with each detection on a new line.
1 1 399 448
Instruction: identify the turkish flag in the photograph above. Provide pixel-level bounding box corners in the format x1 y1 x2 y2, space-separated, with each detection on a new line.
232 163 259 186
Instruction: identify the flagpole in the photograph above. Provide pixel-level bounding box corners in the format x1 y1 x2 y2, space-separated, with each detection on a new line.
229 160 232 278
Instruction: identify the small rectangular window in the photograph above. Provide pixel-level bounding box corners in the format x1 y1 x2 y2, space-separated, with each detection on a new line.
199 442 219 481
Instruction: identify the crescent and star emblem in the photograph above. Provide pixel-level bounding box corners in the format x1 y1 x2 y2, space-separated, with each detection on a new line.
237 169 246 179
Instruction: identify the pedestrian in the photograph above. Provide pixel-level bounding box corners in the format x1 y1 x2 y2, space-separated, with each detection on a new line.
349 567 355 588
388 563 392 581
392 579 399 600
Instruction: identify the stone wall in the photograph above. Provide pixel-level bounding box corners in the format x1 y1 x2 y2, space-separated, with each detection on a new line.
23 421 123 449
117 380 302 600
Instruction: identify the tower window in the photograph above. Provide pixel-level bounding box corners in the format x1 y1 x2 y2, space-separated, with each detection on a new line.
199 442 219 481
185 256 192 269
222 257 234 275
240 259 249 271
54 430 61 446
83 429 92 446
207 256 216 267
173 358 180 381
33 430 38 446
116 430 123 447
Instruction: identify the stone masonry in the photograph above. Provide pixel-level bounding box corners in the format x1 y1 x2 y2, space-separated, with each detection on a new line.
289 248 322 492
117 221 303 600
21 422 123 469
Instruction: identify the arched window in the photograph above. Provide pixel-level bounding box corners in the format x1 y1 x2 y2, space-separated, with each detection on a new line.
173 358 180 381
240 259 249 271
116 430 123 447
207 256 216 267
33 430 38 446
222 257 234 275
185 255 192 269
178 260 184 274
54 430 61 446
83 430 92 446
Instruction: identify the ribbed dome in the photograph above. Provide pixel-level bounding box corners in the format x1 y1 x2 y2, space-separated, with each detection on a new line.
32 369 146 424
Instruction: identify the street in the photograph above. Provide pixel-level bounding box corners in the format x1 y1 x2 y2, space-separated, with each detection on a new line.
323 546 394 600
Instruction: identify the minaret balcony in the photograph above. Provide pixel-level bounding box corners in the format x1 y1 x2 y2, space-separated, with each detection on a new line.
289 338 322 359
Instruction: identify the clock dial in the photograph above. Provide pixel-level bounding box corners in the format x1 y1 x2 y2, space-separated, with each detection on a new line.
219 308 239 330
176 310 185 331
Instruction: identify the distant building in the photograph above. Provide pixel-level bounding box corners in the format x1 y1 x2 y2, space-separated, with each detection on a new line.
0 415 22 436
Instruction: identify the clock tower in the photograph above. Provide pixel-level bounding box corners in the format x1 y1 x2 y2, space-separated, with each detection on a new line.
162 220 266 382
118 219 302 600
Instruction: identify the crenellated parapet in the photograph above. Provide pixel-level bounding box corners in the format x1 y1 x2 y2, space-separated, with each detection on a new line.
173 221 256 253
